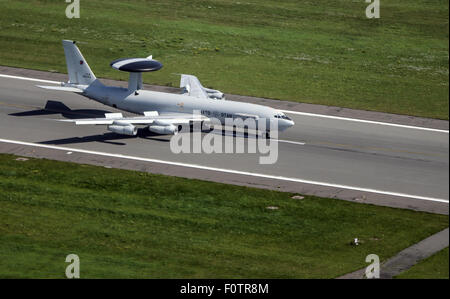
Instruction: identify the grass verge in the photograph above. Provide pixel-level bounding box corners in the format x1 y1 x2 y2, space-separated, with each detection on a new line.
0 153 448 278
395 247 449 279
0 0 448 119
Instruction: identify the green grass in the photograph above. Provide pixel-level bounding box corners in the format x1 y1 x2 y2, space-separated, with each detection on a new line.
0 0 448 119
0 153 448 278
395 247 449 279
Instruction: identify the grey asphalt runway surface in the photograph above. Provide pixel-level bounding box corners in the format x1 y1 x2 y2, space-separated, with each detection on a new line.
0 70 448 214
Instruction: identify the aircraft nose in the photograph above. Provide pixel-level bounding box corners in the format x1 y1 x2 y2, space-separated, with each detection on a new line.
278 119 295 131
284 119 295 128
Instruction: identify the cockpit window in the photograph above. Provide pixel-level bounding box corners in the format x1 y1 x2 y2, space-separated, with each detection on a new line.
274 113 292 120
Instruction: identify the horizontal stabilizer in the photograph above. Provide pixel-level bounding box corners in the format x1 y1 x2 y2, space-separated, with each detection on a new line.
36 85 83 93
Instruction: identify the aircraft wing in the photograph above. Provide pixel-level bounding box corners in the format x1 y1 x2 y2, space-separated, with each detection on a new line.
58 112 209 125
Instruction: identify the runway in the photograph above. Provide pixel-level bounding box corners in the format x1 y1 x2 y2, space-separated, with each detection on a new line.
0 72 448 214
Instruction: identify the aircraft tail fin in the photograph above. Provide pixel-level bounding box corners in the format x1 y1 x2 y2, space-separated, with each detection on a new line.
180 74 225 100
62 40 96 86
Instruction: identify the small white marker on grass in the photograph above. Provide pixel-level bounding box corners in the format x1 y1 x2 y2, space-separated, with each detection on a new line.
351 238 360 246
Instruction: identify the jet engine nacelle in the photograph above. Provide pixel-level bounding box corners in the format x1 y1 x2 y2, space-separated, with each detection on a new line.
148 124 179 135
107 123 137 136
204 88 224 100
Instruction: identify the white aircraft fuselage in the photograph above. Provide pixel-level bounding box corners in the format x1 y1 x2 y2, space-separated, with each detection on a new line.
83 80 295 132
38 40 295 136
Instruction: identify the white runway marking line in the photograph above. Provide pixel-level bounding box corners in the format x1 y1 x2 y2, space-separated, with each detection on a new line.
217 131 305 146
0 138 448 204
282 110 449 134
1 73 448 134
277 139 306 146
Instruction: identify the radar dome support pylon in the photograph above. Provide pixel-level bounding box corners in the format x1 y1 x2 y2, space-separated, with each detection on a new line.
110 56 163 93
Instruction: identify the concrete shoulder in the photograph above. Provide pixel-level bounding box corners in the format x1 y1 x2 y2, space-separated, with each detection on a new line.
338 227 449 279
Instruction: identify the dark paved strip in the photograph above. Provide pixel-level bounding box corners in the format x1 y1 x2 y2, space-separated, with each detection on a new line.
0 65 448 130
338 227 449 279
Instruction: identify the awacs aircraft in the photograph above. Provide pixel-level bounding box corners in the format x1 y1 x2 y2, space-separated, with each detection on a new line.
37 40 294 137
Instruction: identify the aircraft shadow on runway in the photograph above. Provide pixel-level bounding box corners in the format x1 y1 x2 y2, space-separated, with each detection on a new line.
9 100 111 119
38 129 172 146
37 128 261 146
9 100 170 145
